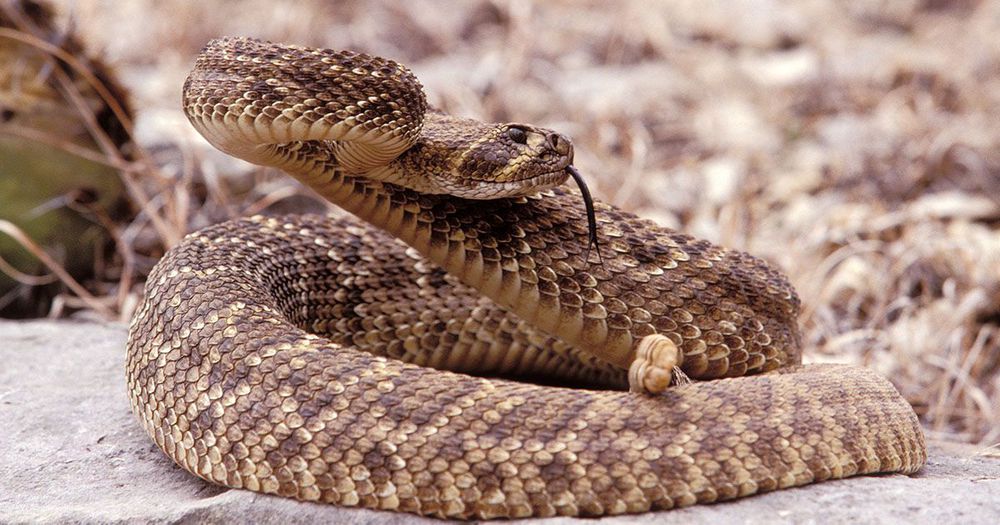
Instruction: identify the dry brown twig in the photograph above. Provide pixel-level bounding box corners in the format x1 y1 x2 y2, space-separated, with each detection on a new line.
0 220 115 319
0 18 198 317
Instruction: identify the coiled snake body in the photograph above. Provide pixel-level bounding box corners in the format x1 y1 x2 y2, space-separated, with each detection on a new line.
126 37 926 519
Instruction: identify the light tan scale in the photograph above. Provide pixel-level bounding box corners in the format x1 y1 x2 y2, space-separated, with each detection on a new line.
126 37 926 519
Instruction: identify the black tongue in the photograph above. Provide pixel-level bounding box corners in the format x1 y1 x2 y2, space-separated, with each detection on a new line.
566 166 602 264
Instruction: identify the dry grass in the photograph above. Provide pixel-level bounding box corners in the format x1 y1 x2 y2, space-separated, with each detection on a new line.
8 0 998 445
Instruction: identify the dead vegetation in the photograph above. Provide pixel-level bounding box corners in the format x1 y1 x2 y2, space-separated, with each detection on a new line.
2 0 997 446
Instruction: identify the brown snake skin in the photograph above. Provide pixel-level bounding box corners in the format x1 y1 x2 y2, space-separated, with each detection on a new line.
126 37 926 519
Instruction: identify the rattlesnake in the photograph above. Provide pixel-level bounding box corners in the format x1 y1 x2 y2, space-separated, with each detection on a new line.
125 37 926 519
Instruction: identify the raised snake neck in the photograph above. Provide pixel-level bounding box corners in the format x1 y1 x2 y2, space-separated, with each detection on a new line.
125 37 926 519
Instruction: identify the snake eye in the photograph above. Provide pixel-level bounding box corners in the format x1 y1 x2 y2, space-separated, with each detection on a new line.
507 127 528 145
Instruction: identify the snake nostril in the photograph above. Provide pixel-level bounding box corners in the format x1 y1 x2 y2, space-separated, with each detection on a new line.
547 133 572 157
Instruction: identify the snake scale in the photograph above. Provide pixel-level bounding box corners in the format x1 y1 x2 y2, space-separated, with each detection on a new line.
126 37 926 519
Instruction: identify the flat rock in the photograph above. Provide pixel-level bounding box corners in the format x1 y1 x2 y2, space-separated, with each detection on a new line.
2 319 998 524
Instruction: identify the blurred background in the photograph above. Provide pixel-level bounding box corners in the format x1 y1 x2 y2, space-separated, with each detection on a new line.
1 0 997 447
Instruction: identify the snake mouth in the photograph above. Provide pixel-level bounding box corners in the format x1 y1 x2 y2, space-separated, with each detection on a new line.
428 169 569 200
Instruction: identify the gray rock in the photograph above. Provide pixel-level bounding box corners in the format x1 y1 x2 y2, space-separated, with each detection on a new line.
1 319 998 524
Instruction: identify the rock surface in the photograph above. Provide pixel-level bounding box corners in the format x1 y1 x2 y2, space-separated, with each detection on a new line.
2 319 998 524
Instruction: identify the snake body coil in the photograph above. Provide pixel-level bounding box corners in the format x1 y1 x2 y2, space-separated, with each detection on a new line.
126 37 926 519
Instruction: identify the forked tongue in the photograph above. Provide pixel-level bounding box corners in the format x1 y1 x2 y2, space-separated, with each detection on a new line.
566 166 602 264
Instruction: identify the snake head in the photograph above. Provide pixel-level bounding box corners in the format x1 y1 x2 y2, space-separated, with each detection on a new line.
450 122 575 199
380 114 575 200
